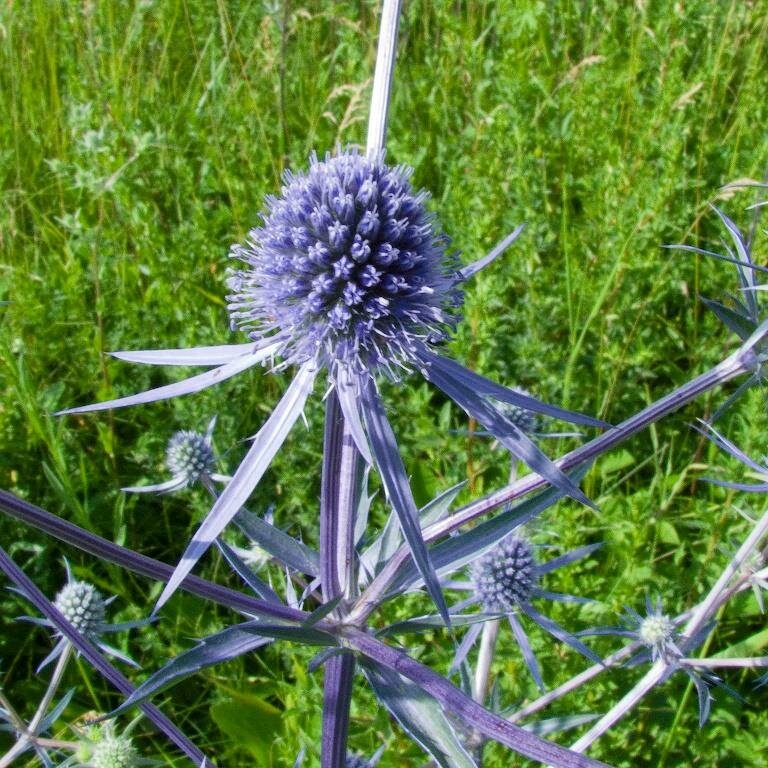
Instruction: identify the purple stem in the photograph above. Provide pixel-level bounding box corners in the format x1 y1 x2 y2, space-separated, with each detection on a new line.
351 345 753 623
0 488 307 623
344 627 610 768
0 545 212 768
320 392 362 768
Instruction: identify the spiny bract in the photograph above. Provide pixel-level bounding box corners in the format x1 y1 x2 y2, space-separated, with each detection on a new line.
227 149 462 377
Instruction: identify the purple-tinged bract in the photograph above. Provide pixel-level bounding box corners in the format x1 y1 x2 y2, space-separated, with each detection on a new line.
228 150 462 377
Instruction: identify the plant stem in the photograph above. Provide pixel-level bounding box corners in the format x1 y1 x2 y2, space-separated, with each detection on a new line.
0 488 307 623
473 618 499 704
28 641 73 734
350 345 754 623
569 507 768 754
344 627 609 768
366 0 402 157
320 392 361 768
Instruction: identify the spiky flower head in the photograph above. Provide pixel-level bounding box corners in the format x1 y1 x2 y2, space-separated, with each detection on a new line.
89 733 140 768
75 722 142 768
471 536 537 612
638 612 675 649
498 390 540 435
623 598 682 663
54 580 106 636
165 429 215 487
228 149 462 377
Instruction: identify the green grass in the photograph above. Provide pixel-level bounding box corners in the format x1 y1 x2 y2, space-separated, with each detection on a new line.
1 0 767 765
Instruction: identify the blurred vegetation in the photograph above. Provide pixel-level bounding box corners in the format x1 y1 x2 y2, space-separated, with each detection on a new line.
1 0 767 765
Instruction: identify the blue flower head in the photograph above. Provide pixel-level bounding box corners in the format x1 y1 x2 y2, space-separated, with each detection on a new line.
227 150 461 378
472 536 537 611
165 428 216 487
60 149 604 615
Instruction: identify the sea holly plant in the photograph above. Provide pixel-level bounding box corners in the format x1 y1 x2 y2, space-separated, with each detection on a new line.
2 2 768 767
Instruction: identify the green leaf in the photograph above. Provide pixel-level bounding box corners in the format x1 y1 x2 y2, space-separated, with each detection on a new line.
657 520 680 545
210 691 284 761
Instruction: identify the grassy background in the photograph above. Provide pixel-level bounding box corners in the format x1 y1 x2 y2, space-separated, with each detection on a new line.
1 0 767 765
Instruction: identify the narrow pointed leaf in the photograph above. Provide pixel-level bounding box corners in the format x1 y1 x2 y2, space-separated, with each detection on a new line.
421 350 607 428
110 341 278 366
380 612 502 636
57 352 265 415
234 508 320 576
361 378 450 624
111 622 272 715
694 420 768 475
521 603 601 664
449 622 484 674
665 243 768 275
303 595 344 627
712 206 757 301
537 542 603 574
456 225 525 282
363 662 478 768
122 478 187 495
215 540 283 604
361 481 466 579
155 364 316 611
509 612 544 691
700 297 755 341
522 714 599 736
390 470 588 594
424 361 594 509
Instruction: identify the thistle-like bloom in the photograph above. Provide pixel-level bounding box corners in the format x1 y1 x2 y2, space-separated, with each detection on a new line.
228 151 461 377
122 417 229 494
20 561 143 670
620 598 684 664
67 721 154 768
580 597 720 725
451 534 601 691
59 149 605 616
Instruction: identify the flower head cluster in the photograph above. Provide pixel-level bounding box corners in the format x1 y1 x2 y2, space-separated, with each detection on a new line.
621 598 684 665
123 417 222 495
22 562 143 670
456 535 601 690
228 149 462 377
471 536 537 612
72 722 149 768
54 580 107 637
89 731 141 768
165 428 215 487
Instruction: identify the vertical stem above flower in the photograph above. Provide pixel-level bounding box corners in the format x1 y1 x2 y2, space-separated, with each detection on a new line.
366 0 403 157
321 3 403 764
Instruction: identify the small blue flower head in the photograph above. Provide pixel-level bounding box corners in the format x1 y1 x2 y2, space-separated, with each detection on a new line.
623 598 683 664
123 417 221 495
471 536 537 612
54 579 107 637
165 428 215 487
21 561 144 671
228 149 462 377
